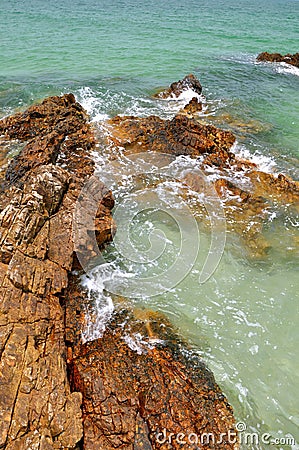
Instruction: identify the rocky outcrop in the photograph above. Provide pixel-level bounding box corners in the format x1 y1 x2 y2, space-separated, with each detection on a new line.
72 314 236 450
0 94 96 185
154 74 202 99
0 95 115 449
0 95 238 449
257 52 299 68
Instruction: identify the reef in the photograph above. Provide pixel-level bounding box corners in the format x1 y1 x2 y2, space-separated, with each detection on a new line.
0 93 238 449
257 52 299 68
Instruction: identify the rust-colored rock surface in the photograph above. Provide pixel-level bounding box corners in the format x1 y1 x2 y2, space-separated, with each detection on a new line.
0 95 115 449
154 74 202 99
109 114 236 157
181 96 203 117
0 93 95 184
257 51 299 68
0 93 86 141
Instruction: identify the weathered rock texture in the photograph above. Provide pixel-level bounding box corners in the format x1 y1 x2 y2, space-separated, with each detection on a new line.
108 112 299 257
109 114 236 157
154 73 202 99
257 52 299 68
0 95 114 449
0 94 96 184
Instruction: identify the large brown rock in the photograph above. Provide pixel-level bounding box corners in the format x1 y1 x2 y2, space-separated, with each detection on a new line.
109 114 236 157
0 95 115 449
0 93 86 141
63 254 239 449
0 93 95 185
257 52 299 68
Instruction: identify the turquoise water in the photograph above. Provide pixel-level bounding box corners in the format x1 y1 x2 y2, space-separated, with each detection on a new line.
1 0 299 448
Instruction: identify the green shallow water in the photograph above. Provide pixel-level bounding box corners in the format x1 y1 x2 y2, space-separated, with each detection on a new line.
1 0 299 448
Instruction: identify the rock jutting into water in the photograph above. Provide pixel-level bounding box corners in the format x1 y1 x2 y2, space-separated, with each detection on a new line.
153 73 203 98
0 95 238 449
66 281 237 450
257 51 299 68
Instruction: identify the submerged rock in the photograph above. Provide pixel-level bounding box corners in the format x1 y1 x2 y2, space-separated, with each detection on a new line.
200 113 272 135
154 73 202 98
257 52 299 68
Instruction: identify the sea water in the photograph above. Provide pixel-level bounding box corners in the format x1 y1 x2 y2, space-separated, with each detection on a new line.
1 0 298 448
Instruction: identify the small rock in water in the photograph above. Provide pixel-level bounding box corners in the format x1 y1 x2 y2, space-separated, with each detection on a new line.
153 73 202 98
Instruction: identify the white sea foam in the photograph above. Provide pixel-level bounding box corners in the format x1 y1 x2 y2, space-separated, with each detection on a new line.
222 53 256 66
255 60 299 77
275 62 299 77
231 142 277 174
77 86 159 121
75 86 109 121
176 87 202 102
76 84 208 125
123 333 164 354
157 88 207 115
80 263 127 342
